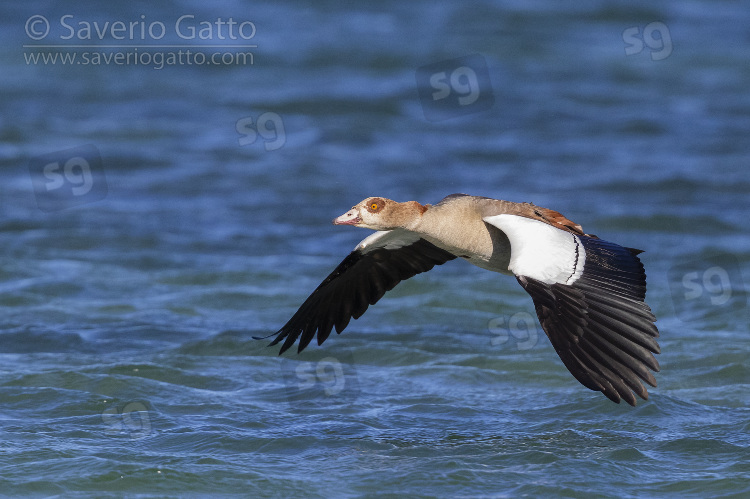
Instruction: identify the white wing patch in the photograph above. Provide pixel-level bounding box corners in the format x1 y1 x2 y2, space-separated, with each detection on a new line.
355 229 422 253
483 214 585 285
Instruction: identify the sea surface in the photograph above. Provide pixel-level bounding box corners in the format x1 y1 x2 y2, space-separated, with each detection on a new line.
1 0 749 497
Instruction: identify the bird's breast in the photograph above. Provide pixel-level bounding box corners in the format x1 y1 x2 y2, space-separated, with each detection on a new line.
416 218 512 275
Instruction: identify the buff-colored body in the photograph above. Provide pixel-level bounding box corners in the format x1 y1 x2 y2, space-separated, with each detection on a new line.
334 194 586 275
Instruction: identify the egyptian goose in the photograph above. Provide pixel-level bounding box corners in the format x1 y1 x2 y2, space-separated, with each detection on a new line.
263 194 660 406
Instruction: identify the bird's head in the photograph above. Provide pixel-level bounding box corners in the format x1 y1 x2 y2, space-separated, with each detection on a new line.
333 197 426 231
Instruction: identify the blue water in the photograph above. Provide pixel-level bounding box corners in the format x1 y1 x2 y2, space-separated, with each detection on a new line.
1 0 749 496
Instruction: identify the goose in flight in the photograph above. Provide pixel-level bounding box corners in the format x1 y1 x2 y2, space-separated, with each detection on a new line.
263 194 660 406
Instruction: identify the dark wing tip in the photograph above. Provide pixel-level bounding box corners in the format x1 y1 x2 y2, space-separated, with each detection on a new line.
252 332 277 341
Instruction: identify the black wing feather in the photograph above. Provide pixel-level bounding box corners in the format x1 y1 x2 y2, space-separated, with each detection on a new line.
269 238 456 354
517 235 660 406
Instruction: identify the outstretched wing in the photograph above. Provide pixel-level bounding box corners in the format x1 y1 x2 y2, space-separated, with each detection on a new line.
267 230 456 354
484 214 660 406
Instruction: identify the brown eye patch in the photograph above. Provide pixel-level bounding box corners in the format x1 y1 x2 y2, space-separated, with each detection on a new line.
365 198 385 213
